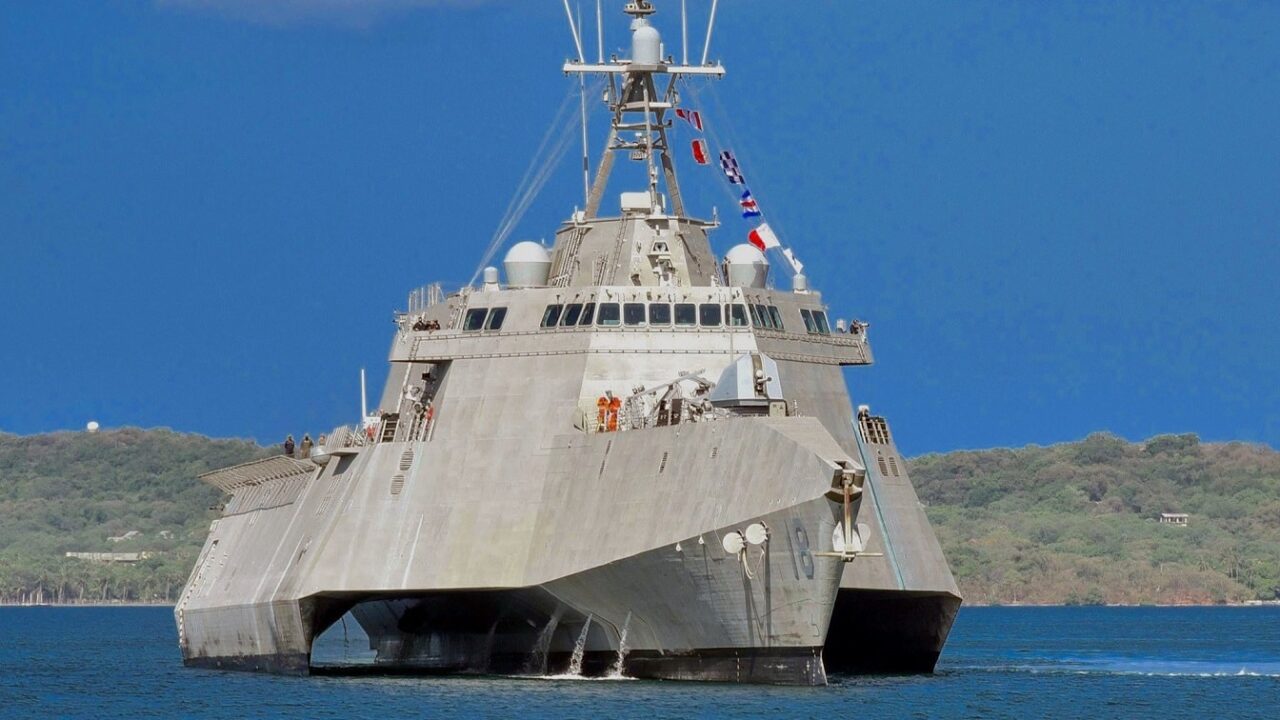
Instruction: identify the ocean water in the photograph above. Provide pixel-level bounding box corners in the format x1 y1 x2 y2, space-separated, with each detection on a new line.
0 606 1276 719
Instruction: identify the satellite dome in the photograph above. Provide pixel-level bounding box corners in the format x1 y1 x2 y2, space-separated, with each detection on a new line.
631 19 661 65
503 241 552 288
86 421 100 433
724 243 769 288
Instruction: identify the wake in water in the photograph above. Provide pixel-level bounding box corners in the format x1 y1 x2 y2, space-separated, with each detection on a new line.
951 657 1280 678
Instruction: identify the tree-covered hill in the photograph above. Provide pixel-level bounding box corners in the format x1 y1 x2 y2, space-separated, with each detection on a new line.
0 428 1277 605
0 428 268 603
912 432 1280 605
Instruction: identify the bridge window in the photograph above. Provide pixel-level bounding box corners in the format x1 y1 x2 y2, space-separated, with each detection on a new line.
561 303 584 326
485 307 507 331
624 302 646 326
579 302 596 325
754 303 773 329
674 303 696 326
813 310 831 335
727 304 749 327
541 304 564 328
699 303 722 327
649 303 671 325
597 303 621 326
801 308 817 333
463 308 487 332
768 305 784 330
747 304 762 327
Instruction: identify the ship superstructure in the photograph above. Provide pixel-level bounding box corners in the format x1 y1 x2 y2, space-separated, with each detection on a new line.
176 1 959 685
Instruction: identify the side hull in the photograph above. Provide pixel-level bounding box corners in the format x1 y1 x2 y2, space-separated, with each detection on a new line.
823 589 961 674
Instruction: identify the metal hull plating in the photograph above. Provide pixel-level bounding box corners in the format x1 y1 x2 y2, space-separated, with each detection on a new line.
178 412 857 685
337 498 840 685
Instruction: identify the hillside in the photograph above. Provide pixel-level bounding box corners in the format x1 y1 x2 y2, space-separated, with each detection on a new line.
0 428 1277 605
912 432 1280 604
0 429 268 603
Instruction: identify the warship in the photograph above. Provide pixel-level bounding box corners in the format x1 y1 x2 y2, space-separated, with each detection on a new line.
176 1 959 685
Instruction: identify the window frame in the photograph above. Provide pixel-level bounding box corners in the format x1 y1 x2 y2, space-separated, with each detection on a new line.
596 302 621 326
484 307 507 331
561 303 584 327
579 302 596 326
698 303 722 327
649 302 672 325
727 303 749 328
463 308 488 332
541 304 564 328
813 310 831 335
754 303 773 329
768 305 784 331
674 303 697 326
800 308 817 333
623 302 647 326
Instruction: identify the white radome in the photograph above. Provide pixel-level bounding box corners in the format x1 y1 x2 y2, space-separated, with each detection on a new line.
725 243 770 289
503 241 552 288
86 421 100 433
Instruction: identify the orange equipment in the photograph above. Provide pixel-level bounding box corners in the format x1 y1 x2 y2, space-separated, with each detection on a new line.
596 396 609 432
607 395 622 432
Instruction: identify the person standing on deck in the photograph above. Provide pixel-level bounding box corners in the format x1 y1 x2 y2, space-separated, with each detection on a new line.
607 392 622 432
283 435 295 457
596 395 609 432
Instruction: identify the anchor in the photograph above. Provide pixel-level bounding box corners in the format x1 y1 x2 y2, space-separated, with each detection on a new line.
815 462 882 562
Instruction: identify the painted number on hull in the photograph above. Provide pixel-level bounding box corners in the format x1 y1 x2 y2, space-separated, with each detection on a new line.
793 523 814 579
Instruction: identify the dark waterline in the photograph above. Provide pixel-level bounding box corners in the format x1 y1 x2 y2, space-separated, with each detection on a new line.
1 606 1277 719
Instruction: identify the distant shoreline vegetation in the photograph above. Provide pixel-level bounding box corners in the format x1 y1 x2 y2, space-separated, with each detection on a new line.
912 432 1280 605
0 428 1277 606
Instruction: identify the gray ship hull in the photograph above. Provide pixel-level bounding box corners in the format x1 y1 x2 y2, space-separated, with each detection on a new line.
176 3 962 683
178 416 857 685
823 411 963 674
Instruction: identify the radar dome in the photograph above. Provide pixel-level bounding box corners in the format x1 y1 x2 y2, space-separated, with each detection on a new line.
86 420 100 433
724 243 769 288
503 241 551 288
631 19 661 65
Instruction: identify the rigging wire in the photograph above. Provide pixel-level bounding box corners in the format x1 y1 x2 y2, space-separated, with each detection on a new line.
468 79 603 286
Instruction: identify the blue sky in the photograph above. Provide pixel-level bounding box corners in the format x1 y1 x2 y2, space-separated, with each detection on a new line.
2 1 1277 455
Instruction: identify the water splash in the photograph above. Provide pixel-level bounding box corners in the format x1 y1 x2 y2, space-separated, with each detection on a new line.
609 611 632 678
525 607 563 675
479 620 498 674
567 614 592 676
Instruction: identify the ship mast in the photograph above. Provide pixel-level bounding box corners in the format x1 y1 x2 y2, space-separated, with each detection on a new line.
565 1 724 220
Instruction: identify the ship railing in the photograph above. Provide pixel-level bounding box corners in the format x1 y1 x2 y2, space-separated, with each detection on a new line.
406 282 445 313
323 424 371 450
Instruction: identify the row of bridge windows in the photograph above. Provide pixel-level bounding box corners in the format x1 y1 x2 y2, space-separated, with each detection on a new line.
457 302 833 335
541 302 749 329
536 302 831 334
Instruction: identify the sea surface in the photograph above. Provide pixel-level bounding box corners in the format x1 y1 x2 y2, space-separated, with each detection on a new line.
0 606 1277 719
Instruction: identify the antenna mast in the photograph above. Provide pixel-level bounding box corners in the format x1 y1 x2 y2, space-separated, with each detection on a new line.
360 368 368 421
681 0 688 66
577 4 590 207
564 1 725 219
